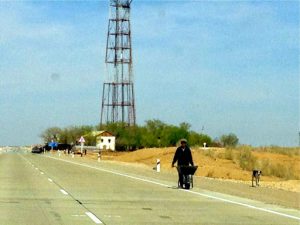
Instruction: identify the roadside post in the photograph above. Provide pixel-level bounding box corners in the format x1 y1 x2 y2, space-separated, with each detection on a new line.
156 159 160 172
98 152 101 162
79 136 85 157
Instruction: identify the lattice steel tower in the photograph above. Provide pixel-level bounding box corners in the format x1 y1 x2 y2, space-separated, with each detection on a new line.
100 0 136 126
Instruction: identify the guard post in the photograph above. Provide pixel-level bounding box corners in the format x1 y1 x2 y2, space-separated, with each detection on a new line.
156 159 160 172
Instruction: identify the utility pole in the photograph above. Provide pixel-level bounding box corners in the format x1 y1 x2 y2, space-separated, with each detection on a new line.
100 0 136 127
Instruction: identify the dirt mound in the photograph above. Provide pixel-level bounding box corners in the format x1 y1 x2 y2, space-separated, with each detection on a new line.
89 147 300 193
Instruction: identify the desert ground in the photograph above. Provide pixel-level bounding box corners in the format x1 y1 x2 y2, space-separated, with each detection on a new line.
87 147 300 193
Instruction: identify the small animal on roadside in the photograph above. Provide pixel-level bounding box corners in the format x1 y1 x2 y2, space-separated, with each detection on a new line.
252 170 262 187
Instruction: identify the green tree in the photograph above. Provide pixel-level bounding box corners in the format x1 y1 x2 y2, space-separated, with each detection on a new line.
220 133 239 148
40 127 62 143
40 125 95 145
41 120 214 150
189 131 212 147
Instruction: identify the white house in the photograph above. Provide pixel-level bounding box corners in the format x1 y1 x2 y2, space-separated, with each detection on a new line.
95 131 116 151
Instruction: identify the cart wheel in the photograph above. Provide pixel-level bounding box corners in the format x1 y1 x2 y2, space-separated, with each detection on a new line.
185 183 190 189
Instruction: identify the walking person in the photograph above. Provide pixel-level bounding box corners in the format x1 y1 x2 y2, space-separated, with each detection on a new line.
172 139 194 188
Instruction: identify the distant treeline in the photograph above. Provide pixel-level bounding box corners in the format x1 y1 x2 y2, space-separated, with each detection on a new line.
40 119 239 150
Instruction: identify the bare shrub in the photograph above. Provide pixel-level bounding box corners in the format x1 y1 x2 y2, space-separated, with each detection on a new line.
238 147 257 171
204 149 216 160
260 159 271 176
270 164 296 180
260 159 298 180
224 148 234 160
207 169 214 177
255 146 300 156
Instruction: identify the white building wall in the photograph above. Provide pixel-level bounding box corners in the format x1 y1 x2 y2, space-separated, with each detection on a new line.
97 136 115 151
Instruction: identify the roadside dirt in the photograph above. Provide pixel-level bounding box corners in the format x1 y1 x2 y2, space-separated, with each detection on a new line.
86 147 300 193
61 150 300 210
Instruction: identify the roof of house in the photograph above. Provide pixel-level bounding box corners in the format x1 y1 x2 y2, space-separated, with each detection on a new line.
94 130 114 137
81 130 114 139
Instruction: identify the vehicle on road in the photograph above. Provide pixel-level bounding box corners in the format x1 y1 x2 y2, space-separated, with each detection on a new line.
31 146 43 154
43 143 73 151
32 143 73 153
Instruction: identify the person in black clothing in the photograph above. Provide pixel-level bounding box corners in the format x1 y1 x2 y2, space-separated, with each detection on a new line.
172 139 194 188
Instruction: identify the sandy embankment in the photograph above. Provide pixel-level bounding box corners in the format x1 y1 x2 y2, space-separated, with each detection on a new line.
87 147 300 193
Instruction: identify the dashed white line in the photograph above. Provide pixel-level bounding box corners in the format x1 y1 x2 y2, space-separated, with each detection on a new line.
85 212 103 224
48 178 53 182
60 189 69 195
35 168 38 170
40 172 44 175
45 156 300 222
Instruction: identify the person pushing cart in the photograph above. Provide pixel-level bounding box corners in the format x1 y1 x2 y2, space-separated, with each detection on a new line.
172 139 196 189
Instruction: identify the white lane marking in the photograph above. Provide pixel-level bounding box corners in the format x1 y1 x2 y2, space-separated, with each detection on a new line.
48 178 53 182
35 168 38 170
40 172 44 175
104 215 121 218
46 156 300 221
185 189 300 221
46 156 169 187
60 189 68 195
85 212 103 224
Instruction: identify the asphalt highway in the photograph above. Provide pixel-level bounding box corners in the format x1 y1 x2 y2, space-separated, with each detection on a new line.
0 150 299 225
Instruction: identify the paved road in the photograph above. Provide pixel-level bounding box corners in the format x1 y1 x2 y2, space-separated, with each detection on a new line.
0 151 299 225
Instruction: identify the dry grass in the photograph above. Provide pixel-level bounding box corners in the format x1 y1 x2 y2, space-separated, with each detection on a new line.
213 146 300 180
82 146 300 192
84 146 300 191
254 146 300 156
91 146 299 180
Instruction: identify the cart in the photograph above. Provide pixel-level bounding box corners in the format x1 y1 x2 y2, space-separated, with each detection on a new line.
176 165 198 189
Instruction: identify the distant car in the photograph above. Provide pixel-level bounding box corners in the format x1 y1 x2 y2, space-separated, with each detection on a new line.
39 143 73 151
41 143 73 152
31 146 43 154
57 143 72 151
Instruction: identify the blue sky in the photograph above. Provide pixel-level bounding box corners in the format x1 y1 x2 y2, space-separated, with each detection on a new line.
0 1 299 146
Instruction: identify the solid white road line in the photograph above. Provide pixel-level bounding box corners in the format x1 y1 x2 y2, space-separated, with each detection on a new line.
60 189 68 195
186 189 300 221
48 178 53 182
85 212 103 224
46 156 300 222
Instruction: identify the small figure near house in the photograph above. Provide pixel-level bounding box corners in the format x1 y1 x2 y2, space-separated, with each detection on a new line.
172 139 194 188
252 170 262 187
97 151 101 162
